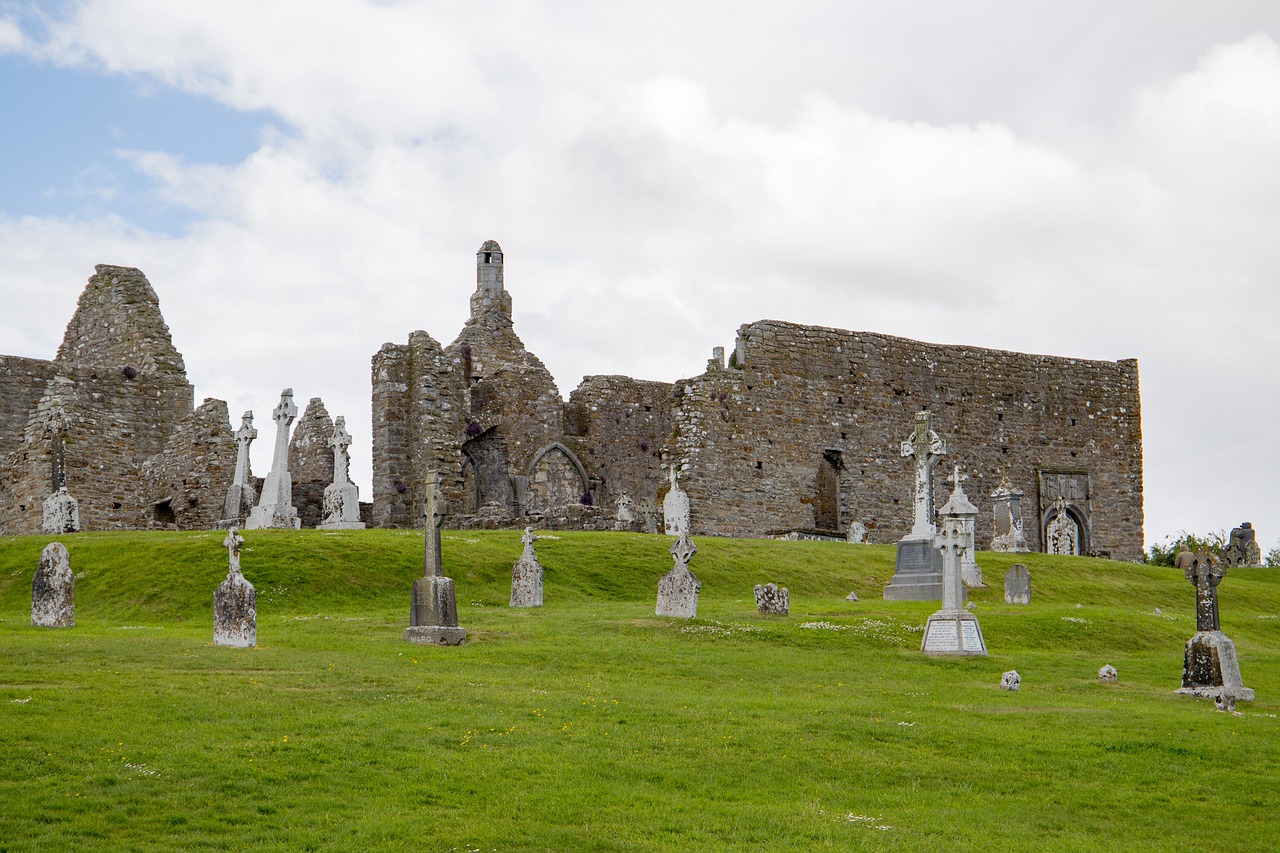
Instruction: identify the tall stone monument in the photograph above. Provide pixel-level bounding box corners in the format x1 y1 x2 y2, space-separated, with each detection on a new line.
213 527 257 648
663 467 690 536
656 529 701 618
318 415 366 529
31 542 74 627
1222 522 1262 568
405 474 467 645
990 469 1029 553
245 389 302 530
1175 549 1253 701
40 402 80 535
921 482 987 656
218 411 258 529
510 526 544 607
884 410 946 600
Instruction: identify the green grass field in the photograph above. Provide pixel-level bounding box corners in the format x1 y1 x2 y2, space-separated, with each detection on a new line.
2 529 1279 851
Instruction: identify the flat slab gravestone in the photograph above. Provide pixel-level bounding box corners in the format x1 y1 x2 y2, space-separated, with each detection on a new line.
405 475 466 645
214 528 257 648
510 527 544 607
32 542 74 627
1004 564 1031 605
754 582 789 615
656 530 701 618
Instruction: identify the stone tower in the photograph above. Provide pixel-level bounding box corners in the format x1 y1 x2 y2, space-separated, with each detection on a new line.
469 240 511 326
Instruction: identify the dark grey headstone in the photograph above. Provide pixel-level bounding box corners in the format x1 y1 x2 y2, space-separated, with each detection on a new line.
884 538 945 601
1004 564 1031 605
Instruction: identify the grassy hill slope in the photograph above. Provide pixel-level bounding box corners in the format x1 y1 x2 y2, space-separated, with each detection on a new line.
2 529 1279 851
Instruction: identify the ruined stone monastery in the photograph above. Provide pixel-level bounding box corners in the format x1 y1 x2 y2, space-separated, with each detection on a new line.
0 242 1145 560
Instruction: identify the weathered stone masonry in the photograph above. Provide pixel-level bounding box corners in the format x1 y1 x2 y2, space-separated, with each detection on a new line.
371 242 1144 560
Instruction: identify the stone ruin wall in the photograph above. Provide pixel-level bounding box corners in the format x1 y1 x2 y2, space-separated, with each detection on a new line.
0 265 236 534
142 398 237 530
565 375 673 511
289 397 336 529
669 320 1144 560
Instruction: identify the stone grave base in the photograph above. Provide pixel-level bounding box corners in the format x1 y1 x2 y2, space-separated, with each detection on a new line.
1175 631 1254 701
245 504 301 530
403 625 468 646
317 520 367 530
41 489 80 535
884 537 952 602
921 609 988 656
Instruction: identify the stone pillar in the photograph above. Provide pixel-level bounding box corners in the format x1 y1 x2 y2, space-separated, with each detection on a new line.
245 389 301 530
405 474 466 645
40 402 80 535
318 415 366 530
32 542 74 627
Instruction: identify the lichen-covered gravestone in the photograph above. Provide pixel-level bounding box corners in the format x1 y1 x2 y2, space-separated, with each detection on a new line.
656 530 701 618
1222 522 1262 567
1004 564 1031 605
1175 549 1253 701
754 582 789 615
1000 670 1021 691
989 470 1030 553
214 528 256 648
1099 664 1118 683
405 474 467 645
32 542 74 627
510 526 544 608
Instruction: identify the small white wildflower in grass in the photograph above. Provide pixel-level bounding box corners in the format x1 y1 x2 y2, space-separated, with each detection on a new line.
897 721 915 727
799 621 847 631
1062 616 1091 625
12 698 30 704
539 534 562 540
1258 615 1277 620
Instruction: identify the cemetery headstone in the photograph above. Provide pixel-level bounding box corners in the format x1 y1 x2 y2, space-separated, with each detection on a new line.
754 582 789 615
615 493 634 523
41 402 79 535
663 467 690 536
639 498 659 534
31 542 74 627
510 526 544 608
845 521 868 544
656 529 701 618
921 483 987 656
246 389 302 529
1099 664 1118 683
947 466 983 588
845 590 860 602
990 469 1030 553
1004 564 1031 605
885 410 947 600
219 411 258 528
1000 670 1021 691
1222 522 1262 567
213 528 257 648
1174 549 1253 701
405 474 466 645
318 415 366 529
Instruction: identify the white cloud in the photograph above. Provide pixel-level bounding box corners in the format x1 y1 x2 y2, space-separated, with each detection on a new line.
0 17 23 53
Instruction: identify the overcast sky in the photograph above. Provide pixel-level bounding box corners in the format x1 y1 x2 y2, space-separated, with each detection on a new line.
2 1 1279 552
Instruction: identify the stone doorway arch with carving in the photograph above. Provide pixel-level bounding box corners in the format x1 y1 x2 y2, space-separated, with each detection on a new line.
525 442 590 514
